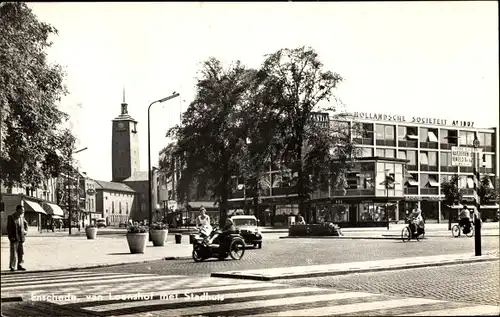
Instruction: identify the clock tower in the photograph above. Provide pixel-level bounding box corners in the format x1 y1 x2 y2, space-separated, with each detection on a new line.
111 90 140 182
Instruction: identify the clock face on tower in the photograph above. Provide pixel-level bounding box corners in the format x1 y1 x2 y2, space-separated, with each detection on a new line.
116 122 126 131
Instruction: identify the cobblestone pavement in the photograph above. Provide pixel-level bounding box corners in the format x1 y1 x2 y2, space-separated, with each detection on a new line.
89 236 499 276
278 262 500 306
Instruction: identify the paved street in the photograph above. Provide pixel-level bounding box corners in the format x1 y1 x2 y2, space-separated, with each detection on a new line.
2 270 498 316
279 261 500 307
88 236 500 276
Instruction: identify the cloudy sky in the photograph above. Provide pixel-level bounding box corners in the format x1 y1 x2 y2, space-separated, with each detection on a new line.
28 1 499 181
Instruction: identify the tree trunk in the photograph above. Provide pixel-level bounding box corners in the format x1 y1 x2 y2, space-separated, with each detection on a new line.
296 133 307 221
218 174 230 227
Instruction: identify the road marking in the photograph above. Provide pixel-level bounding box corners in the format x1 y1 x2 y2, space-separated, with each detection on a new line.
116 291 379 317
245 297 444 316
85 286 328 312
406 305 500 316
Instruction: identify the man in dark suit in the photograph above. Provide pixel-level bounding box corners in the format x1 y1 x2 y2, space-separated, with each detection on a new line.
7 205 28 271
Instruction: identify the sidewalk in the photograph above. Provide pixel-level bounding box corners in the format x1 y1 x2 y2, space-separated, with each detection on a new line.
211 251 500 281
1 235 192 273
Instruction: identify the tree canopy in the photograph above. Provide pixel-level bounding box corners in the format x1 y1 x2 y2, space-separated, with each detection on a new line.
0 2 75 187
160 47 357 225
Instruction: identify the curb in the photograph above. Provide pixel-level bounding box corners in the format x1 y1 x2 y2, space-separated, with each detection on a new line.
280 236 404 240
210 256 500 281
0 257 179 275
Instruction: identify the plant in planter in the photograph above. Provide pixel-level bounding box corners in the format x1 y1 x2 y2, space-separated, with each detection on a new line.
85 223 98 239
150 222 169 246
126 222 149 253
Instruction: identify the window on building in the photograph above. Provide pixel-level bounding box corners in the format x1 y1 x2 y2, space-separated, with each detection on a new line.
400 126 418 140
420 152 429 165
478 132 493 147
458 176 467 189
119 202 122 214
406 173 419 186
460 131 475 146
401 150 417 165
428 129 438 142
440 152 451 166
428 151 437 166
440 129 448 144
483 154 493 168
398 150 406 160
420 174 429 188
126 202 129 214
112 201 115 214
428 175 439 187
361 147 373 157
420 128 428 143
466 177 474 189
376 124 395 140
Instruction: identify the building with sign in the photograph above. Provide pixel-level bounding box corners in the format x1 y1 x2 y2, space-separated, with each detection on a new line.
226 111 498 226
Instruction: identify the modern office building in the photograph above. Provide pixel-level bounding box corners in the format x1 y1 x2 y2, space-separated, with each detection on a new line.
228 111 498 226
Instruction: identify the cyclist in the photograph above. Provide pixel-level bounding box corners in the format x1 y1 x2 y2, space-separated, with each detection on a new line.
408 208 425 237
458 206 472 234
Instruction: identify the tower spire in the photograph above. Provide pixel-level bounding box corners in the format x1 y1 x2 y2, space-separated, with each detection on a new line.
121 86 128 115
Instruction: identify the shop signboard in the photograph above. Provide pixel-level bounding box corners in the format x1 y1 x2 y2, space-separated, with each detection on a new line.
451 146 473 167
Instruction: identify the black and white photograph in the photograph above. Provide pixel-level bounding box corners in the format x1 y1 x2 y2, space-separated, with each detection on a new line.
0 1 499 316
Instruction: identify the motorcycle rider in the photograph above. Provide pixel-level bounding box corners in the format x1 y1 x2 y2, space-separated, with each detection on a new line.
209 218 237 245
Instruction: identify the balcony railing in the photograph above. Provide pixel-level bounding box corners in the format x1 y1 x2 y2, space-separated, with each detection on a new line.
404 187 419 195
420 188 439 195
376 139 396 147
353 137 374 145
440 143 457 150
441 166 458 173
398 140 418 148
420 142 439 149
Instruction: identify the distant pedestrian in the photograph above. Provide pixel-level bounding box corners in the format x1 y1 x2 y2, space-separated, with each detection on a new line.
7 205 28 271
297 214 306 225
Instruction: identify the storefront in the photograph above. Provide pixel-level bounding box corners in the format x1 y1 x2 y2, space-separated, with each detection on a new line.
1 194 49 234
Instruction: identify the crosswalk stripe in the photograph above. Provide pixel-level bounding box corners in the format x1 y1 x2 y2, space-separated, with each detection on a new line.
245 297 445 316
73 282 280 305
1 274 185 291
0 271 103 282
405 305 500 316
84 286 329 312
1 273 171 287
115 291 379 317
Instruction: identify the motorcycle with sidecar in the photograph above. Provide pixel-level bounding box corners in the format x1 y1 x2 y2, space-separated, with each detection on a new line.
192 225 245 262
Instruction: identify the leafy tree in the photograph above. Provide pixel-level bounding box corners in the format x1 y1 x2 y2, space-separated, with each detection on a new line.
165 58 257 226
0 2 75 188
257 46 354 219
478 175 499 204
441 174 463 229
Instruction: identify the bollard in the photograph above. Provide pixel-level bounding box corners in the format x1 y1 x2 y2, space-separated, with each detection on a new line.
474 216 481 256
175 234 182 244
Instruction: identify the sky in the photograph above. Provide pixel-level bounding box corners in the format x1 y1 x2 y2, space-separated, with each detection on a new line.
28 1 499 181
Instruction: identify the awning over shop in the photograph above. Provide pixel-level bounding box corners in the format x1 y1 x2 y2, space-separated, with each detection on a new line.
405 180 419 186
480 204 499 209
24 200 47 214
51 215 62 219
42 202 64 217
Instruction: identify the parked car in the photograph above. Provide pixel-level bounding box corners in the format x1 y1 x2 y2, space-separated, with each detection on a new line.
230 215 262 248
118 221 127 228
96 218 106 228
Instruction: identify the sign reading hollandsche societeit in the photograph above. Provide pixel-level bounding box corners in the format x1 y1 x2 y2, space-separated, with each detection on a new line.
451 146 473 167
352 112 475 128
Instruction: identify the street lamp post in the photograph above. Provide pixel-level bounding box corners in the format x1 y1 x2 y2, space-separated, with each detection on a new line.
148 93 180 238
69 147 88 235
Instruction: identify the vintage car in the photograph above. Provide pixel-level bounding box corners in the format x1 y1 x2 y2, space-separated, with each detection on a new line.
230 215 262 248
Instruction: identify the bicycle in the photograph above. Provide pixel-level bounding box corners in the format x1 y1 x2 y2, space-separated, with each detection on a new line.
451 222 474 238
401 218 425 242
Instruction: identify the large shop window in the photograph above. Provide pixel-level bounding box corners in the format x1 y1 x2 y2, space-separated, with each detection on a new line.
329 205 349 222
458 176 467 189
466 177 474 189
358 203 386 222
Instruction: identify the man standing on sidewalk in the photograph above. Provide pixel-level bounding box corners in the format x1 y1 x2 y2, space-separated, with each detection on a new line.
7 205 28 271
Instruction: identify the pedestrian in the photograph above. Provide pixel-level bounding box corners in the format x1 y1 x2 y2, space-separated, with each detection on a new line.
297 214 306 225
7 205 28 271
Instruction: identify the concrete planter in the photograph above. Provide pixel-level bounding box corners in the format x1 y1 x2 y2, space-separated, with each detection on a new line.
126 232 149 253
85 227 98 239
151 229 168 246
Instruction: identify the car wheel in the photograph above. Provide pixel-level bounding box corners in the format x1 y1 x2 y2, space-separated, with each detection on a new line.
258 242 262 249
